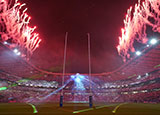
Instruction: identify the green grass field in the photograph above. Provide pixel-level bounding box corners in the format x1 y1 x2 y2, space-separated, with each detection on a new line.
0 103 160 115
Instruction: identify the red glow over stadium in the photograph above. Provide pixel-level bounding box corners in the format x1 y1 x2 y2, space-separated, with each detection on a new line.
0 0 160 114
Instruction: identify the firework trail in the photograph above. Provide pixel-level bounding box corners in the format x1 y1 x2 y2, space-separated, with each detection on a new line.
0 0 41 58
117 0 160 61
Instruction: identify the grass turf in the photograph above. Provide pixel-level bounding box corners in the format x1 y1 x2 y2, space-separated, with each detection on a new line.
0 103 160 115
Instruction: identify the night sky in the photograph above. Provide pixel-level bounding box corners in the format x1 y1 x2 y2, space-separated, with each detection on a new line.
21 0 137 73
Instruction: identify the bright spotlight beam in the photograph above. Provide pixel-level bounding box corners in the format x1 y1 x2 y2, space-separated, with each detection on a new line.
71 73 86 91
75 77 81 83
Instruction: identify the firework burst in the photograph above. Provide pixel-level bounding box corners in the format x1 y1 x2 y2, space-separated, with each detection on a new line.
0 0 41 58
117 0 160 61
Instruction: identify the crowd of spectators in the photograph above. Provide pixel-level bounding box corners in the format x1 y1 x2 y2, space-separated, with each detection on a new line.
0 72 160 103
0 54 159 103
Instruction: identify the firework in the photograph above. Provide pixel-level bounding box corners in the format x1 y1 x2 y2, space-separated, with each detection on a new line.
117 0 160 61
0 0 41 58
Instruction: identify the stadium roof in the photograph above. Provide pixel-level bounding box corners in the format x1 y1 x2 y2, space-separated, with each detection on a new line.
0 42 160 82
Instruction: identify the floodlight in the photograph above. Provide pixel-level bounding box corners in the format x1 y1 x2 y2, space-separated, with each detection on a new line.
13 49 21 56
4 41 8 44
16 52 21 56
136 51 141 56
150 38 157 45
146 44 150 47
13 49 18 53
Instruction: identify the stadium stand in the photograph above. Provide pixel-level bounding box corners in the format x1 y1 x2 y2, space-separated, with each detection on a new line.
0 42 160 103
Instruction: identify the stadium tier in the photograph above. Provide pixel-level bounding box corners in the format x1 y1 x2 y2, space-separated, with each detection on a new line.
0 42 160 103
